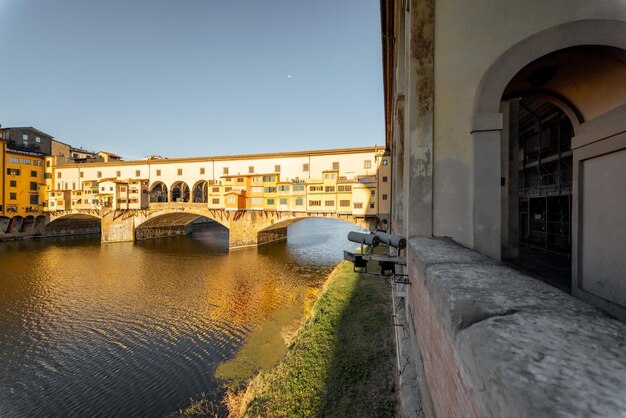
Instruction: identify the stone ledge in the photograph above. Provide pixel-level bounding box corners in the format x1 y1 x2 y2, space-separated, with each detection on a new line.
407 237 626 418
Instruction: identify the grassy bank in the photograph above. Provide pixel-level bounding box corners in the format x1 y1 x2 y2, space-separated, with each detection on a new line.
176 261 397 417
235 261 396 417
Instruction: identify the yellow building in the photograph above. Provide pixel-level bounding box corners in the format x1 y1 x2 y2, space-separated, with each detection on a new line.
2 146 45 217
48 190 71 211
224 190 246 211
0 139 4 216
337 180 353 214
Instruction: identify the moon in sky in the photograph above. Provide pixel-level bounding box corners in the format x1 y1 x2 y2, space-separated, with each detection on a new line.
287 74 292 79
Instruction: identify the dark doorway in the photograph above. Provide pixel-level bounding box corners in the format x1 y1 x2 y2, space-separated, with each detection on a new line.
502 98 573 291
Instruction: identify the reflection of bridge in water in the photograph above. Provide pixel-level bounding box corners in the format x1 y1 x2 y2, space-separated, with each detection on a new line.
48 203 381 249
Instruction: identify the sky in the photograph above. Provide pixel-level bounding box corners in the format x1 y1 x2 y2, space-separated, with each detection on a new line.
0 0 384 160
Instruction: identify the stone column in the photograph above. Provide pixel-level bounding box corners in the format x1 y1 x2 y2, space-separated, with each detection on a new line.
403 0 434 239
501 100 520 260
472 113 503 260
391 2 407 237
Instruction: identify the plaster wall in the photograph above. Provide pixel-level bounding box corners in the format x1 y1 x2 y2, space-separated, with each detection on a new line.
431 1 626 247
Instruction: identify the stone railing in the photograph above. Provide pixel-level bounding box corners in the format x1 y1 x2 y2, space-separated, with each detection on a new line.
397 237 626 418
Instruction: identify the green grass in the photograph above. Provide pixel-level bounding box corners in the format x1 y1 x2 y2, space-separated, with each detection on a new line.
238 261 397 417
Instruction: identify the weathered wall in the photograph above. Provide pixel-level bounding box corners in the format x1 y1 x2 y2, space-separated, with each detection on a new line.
101 210 136 243
402 0 434 239
257 226 288 246
0 216 47 241
135 225 188 241
401 237 626 418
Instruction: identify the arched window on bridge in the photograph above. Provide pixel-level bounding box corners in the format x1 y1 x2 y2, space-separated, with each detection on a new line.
171 181 190 203
150 182 168 203
192 181 208 203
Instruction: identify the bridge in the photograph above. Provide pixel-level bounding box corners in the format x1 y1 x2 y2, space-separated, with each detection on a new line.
41 146 391 247
47 203 381 249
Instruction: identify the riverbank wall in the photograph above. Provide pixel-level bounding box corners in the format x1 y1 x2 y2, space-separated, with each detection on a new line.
0 215 46 241
392 237 626 418
0 215 100 242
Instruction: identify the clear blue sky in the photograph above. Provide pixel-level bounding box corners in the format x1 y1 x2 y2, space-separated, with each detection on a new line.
0 0 384 159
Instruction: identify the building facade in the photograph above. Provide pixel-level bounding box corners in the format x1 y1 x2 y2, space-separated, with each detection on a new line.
47 146 391 218
1 144 45 217
381 1 626 417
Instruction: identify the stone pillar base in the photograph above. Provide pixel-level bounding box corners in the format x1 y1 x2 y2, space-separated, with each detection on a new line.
101 210 135 243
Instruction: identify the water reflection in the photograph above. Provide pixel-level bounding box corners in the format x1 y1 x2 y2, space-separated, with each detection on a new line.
0 218 363 417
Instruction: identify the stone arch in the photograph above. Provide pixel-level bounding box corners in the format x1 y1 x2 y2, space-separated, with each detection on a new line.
191 180 208 203
170 181 190 203
23 215 36 232
150 181 168 203
471 19 626 259
47 213 102 226
254 214 377 246
0 216 10 233
45 213 102 235
134 210 229 241
8 216 24 233
35 215 47 227
501 91 583 131
473 19 626 116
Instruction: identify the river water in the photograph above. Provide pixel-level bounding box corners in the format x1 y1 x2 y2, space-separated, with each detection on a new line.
0 218 363 417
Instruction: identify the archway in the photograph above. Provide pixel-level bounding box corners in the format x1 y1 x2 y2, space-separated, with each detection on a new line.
170 181 190 203
255 215 376 247
45 214 102 236
23 216 36 233
150 182 168 203
135 212 228 243
472 19 626 259
501 97 575 290
473 21 626 318
192 181 208 203
0 216 11 233
35 215 47 227
7 216 24 233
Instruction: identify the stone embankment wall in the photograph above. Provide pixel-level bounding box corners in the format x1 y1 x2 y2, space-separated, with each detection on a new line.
394 237 626 418
44 218 101 238
257 227 288 246
1 215 100 241
0 217 47 241
0 217 101 241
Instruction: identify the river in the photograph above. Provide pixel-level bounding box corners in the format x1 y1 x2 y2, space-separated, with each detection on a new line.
0 218 363 417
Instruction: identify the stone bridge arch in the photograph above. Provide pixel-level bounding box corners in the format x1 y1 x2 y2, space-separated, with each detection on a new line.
134 208 229 241
229 211 380 248
46 212 102 236
67 203 386 250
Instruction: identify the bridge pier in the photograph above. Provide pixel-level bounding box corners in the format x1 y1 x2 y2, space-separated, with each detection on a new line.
101 210 136 243
228 216 265 249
